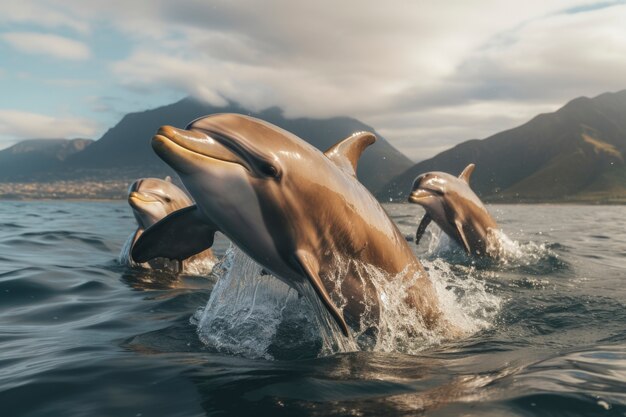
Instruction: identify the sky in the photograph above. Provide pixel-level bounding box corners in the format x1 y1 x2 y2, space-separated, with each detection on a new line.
1 0 625 160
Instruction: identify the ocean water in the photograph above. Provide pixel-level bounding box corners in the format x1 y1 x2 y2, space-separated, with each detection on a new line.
0 201 625 417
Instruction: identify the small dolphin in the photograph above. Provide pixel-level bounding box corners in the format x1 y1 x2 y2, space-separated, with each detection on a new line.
409 164 501 257
133 114 452 338
122 176 216 272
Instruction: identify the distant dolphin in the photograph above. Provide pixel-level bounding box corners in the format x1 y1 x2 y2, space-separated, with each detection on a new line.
132 114 454 338
408 164 501 257
121 176 216 272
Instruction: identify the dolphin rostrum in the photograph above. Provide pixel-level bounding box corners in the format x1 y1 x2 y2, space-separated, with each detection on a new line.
409 164 501 257
132 114 453 338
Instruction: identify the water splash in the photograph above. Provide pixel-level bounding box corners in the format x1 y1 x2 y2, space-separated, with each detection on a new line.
422 225 563 273
194 245 502 359
194 245 356 359
319 258 502 355
118 232 136 266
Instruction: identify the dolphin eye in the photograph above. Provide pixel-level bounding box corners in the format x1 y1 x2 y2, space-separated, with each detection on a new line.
164 197 172 203
260 164 279 178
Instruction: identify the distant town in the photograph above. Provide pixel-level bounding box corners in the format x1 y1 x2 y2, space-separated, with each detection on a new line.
0 180 129 200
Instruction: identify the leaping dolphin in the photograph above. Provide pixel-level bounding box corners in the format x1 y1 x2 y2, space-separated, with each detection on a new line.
132 114 452 338
408 164 501 257
123 176 216 272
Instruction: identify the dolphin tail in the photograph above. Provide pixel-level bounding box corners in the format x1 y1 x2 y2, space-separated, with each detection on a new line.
415 214 432 246
132 205 218 263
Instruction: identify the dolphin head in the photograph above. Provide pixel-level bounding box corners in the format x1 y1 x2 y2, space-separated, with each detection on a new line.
128 177 193 229
150 114 322 276
152 113 311 178
408 171 456 222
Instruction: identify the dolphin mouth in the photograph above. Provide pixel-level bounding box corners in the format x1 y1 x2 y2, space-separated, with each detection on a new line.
152 126 246 170
128 191 159 207
408 189 437 204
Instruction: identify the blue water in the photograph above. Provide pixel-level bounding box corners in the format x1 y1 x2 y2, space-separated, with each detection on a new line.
1 201 625 416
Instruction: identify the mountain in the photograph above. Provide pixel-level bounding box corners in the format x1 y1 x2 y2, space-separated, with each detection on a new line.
56 98 413 193
0 138 93 181
378 90 626 203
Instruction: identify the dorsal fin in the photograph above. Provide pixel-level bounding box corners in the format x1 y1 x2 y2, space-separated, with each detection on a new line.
458 163 475 184
324 131 376 176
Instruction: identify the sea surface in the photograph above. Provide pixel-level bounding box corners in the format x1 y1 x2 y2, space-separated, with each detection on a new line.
0 201 625 417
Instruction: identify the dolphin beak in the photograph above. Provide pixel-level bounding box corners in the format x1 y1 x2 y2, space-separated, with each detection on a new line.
408 189 435 205
152 126 245 173
128 191 158 208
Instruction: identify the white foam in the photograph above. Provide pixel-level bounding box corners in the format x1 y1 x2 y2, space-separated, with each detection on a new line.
423 225 558 268
488 229 558 268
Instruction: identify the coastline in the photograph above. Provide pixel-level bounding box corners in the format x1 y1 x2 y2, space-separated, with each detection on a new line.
2 181 625 205
2 196 625 205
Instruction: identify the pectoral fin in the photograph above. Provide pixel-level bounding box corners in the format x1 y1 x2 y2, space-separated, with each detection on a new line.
295 249 350 336
132 205 218 263
415 214 432 245
454 219 472 254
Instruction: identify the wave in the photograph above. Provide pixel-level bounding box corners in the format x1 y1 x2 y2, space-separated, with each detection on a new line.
4 230 110 251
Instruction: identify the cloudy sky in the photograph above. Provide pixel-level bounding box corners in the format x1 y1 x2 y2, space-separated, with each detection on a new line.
1 1 625 160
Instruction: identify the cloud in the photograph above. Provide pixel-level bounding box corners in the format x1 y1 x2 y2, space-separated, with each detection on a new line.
1 32 91 60
0 110 99 147
369 99 559 160
102 1 626 156
396 3 626 109
3 1 626 160
0 2 89 33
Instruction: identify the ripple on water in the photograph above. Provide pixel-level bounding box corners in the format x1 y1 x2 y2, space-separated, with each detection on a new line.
506 345 626 414
0 222 25 229
17 231 110 251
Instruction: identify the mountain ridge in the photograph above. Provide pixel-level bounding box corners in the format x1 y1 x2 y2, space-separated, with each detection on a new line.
377 90 626 203
66 97 414 192
0 97 413 193
3 91 626 203
0 138 94 181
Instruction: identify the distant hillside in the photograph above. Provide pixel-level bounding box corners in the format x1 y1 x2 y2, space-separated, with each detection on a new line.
0 139 93 181
53 98 412 193
378 90 626 203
